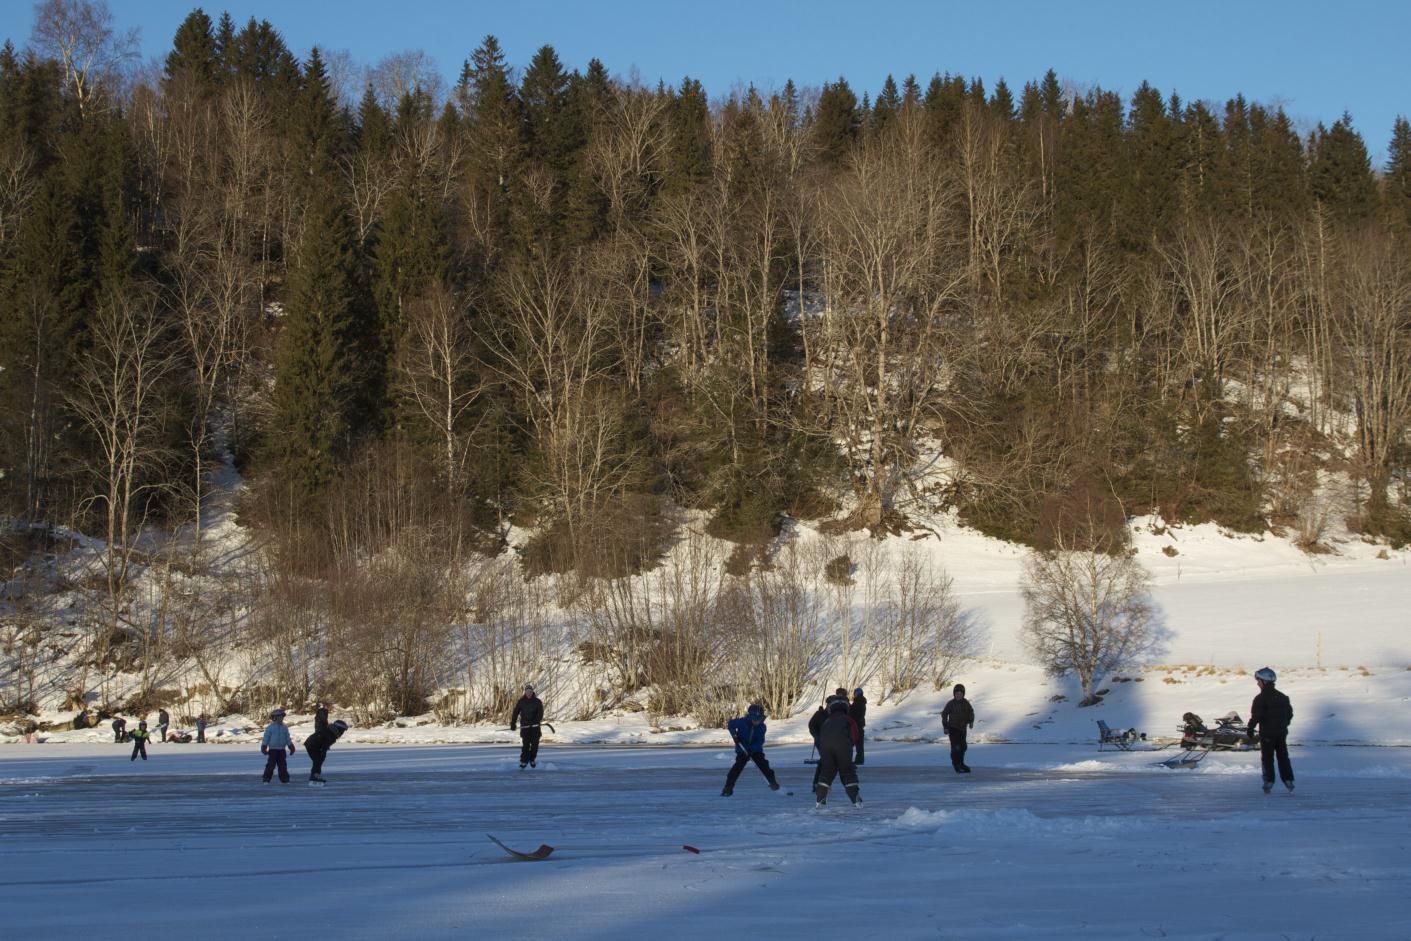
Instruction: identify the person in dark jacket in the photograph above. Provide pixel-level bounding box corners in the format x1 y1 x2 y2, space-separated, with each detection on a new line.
941 684 974 773
1247 667 1294 793
814 699 862 806
849 687 868 765
303 719 348 783
129 720 152 761
195 714 207 743
112 716 127 743
158 709 170 742
510 685 544 769
722 704 780 795
807 702 828 745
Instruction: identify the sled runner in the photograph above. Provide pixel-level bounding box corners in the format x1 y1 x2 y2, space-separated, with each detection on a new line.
487 834 555 860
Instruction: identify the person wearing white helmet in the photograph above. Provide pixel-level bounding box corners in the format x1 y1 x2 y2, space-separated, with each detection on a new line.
1247 668 1294 793
260 708 296 783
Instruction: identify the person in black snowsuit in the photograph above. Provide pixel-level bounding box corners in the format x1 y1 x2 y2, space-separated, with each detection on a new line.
158 709 170 742
849 687 868 765
722 703 781 795
808 703 828 745
1247 667 1294 793
814 699 862 806
112 716 127 743
941 684 974 773
129 721 152 761
303 719 348 782
510 685 544 769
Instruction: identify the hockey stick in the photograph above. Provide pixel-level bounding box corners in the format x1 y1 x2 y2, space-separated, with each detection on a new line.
504 722 556 734
804 742 819 765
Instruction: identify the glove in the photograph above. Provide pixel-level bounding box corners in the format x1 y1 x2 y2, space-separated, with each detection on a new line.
288 745 296 754
261 745 268 754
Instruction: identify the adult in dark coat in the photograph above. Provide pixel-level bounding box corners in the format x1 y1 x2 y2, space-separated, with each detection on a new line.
849 687 868 765
1247 667 1294 792
195 715 207 743
158 709 170 742
112 716 127 743
941 684 975 773
303 719 348 782
814 699 862 806
510 685 544 769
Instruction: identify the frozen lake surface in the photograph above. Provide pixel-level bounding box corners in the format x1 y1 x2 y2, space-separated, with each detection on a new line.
3 741 1409 939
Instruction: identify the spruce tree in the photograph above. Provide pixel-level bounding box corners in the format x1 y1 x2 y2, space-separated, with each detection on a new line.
164 8 220 91
871 74 901 135
663 77 711 194
267 189 377 510
812 78 858 166
1386 116 1411 229
1308 113 1377 223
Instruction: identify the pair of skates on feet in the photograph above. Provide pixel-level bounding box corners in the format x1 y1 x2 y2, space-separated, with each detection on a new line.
814 782 862 809
1263 779 1294 794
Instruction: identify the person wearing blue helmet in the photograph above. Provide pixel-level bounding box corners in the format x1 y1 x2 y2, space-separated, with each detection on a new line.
1248 667 1294 793
721 703 781 796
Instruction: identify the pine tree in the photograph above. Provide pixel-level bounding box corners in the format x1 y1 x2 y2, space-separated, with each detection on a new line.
812 78 858 166
1308 113 1377 223
1121 81 1178 247
267 189 378 510
663 76 711 194
1385 116 1411 229
871 74 901 135
164 8 220 92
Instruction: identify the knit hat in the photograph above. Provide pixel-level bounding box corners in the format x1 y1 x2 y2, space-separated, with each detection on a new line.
835 687 848 698
854 687 864 697
523 684 535 692
953 684 965 695
828 699 849 713
747 703 765 720
270 708 286 719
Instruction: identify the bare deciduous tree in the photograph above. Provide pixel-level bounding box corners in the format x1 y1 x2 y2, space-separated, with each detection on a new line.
29 0 139 116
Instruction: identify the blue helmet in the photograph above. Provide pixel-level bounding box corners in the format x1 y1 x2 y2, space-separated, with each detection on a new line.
1255 667 1276 684
746 704 765 721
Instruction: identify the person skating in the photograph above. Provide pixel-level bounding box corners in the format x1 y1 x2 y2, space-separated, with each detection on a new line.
510 684 544 769
303 718 348 784
722 704 780 795
129 720 152 761
158 708 170 743
1247 667 1294 793
942 683 974 773
814 698 862 807
195 714 207 744
261 708 296 783
849 687 868 765
111 716 127 743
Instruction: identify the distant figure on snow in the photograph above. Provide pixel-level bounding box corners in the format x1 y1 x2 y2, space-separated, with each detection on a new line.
942 684 974 773
849 687 868 765
303 718 348 784
510 685 544 769
158 708 170 742
814 698 862 807
196 714 207 743
1248 667 1294 793
261 708 296 783
112 716 127 743
129 720 152 761
722 704 780 796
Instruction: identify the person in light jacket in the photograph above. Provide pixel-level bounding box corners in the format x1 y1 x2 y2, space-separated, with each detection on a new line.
260 708 296 783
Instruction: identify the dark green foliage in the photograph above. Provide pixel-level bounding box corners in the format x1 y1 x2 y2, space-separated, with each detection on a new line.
1309 114 1377 223
164 9 220 91
266 191 378 512
663 77 711 193
812 78 859 166
1386 117 1411 229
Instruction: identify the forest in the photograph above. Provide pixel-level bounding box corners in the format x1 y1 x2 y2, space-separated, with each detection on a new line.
1 1 1408 724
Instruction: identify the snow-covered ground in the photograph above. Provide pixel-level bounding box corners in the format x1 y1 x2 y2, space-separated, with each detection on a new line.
2 740 1409 939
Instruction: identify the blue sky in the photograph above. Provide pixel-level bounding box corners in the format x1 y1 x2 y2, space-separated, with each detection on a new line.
3 1 1408 159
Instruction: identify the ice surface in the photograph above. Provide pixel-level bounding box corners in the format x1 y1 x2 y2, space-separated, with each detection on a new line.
2 741 1409 939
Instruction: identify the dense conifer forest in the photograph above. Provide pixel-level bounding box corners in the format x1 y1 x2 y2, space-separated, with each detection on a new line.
1 3 1407 721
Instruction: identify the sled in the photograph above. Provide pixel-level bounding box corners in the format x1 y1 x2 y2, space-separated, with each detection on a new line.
487 834 555 861
1158 711 1258 769
1096 719 1144 751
